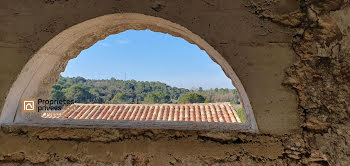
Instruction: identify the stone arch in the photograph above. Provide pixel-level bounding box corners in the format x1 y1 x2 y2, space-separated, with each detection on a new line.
0 13 258 132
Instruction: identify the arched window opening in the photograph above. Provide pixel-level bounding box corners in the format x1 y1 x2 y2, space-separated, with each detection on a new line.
0 14 257 132
44 30 246 125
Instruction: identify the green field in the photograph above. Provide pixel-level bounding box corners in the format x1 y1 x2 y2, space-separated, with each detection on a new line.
236 108 246 123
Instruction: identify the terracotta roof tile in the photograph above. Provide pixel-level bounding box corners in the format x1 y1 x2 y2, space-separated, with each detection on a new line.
42 102 242 123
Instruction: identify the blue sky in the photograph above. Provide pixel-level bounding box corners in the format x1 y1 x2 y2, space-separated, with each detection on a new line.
61 30 235 90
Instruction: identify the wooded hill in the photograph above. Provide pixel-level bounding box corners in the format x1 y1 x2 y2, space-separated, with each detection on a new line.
51 76 241 104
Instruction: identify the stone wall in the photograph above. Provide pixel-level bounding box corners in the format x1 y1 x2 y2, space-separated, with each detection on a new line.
0 0 301 134
0 0 349 165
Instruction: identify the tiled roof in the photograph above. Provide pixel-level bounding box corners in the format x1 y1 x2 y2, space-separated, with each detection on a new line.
42 102 242 123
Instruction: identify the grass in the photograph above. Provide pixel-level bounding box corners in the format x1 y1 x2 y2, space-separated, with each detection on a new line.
236 108 246 123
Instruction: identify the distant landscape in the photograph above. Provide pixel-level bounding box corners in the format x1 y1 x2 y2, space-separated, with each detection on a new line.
51 76 245 121
51 76 241 104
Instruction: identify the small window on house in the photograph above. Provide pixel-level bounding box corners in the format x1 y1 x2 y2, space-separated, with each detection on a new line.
42 30 246 130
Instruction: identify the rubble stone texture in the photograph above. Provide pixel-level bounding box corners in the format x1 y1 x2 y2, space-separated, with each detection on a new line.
0 0 349 165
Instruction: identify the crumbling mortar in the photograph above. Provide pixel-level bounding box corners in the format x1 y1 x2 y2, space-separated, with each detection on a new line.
247 0 350 165
246 0 320 163
286 1 349 165
1 1 349 165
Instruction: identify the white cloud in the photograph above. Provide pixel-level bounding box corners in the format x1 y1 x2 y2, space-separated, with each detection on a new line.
116 40 130 44
97 42 111 47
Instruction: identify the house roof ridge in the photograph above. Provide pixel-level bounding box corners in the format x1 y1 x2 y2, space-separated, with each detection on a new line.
72 102 232 106
42 102 242 123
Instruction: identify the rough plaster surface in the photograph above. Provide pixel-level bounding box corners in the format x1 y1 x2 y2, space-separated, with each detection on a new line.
0 13 257 133
0 0 349 165
0 0 299 134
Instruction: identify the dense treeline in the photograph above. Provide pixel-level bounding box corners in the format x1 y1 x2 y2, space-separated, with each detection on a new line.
51 76 241 104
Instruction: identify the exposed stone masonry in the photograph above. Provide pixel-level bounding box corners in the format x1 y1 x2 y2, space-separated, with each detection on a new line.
0 0 349 165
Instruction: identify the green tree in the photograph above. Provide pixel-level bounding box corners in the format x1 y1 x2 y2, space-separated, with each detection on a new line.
63 84 94 103
144 93 158 104
110 93 133 104
198 87 203 93
51 83 66 100
144 91 170 104
154 91 170 103
89 88 104 103
204 98 211 103
178 92 205 104
51 89 66 100
50 77 240 104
